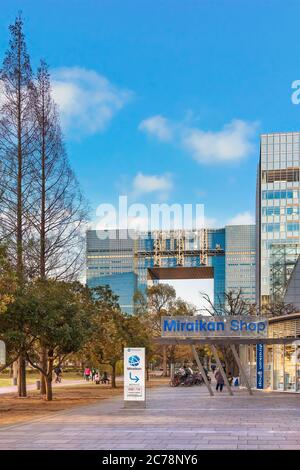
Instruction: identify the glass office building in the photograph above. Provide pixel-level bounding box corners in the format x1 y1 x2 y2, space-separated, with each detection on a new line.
225 225 256 303
86 226 256 314
86 230 137 314
136 228 226 310
256 132 300 307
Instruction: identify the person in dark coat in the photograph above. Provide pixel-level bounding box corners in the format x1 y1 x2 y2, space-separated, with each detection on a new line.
215 368 224 392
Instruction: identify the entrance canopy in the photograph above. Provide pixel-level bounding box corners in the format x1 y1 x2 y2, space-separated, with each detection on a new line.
155 326 295 397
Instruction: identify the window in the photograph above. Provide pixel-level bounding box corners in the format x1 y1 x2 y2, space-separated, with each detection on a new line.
287 223 299 232
262 223 280 232
262 190 296 200
261 168 300 183
262 207 280 216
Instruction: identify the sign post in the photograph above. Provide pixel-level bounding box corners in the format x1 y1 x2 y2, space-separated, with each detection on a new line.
0 341 5 365
256 343 264 389
124 347 146 409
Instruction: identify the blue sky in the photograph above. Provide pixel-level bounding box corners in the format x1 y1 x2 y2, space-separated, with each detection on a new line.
1 0 300 228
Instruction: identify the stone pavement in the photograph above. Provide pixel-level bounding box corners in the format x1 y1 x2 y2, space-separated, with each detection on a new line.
0 384 300 450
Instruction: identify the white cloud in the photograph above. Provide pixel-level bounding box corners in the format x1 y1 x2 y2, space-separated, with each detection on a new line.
138 115 173 142
51 67 132 137
227 211 255 225
182 119 258 163
139 115 258 164
133 172 173 195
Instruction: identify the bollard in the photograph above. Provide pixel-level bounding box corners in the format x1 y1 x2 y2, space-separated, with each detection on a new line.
36 380 41 390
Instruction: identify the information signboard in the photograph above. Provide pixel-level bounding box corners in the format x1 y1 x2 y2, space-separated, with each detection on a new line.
124 347 145 403
256 343 264 389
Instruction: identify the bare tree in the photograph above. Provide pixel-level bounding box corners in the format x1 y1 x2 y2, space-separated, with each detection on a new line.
28 60 88 282
263 301 296 318
200 289 257 375
25 60 88 393
0 15 35 397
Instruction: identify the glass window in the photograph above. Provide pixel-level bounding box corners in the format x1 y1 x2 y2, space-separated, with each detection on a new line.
273 344 284 390
284 344 296 391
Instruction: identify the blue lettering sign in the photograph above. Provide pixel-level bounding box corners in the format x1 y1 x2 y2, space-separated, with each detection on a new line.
256 343 264 389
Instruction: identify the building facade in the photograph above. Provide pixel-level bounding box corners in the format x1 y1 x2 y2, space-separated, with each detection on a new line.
240 313 300 392
256 131 300 307
86 225 256 313
86 230 137 314
225 225 256 304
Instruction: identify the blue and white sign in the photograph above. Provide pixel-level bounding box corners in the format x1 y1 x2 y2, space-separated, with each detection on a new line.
124 347 145 401
161 316 268 338
256 343 264 389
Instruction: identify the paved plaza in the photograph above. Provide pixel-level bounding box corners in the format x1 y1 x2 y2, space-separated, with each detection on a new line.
0 384 300 450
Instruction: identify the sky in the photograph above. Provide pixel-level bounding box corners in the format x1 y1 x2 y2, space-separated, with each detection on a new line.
1 0 300 229
162 279 214 312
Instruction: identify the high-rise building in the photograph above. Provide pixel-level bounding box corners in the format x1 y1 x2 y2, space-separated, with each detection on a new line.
86 230 137 314
225 224 256 303
86 225 256 313
256 131 300 307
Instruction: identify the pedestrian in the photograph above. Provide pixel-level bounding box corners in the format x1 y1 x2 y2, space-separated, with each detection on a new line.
227 371 233 386
84 366 91 381
54 366 62 383
94 372 100 385
101 371 109 384
91 367 96 381
215 368 224 392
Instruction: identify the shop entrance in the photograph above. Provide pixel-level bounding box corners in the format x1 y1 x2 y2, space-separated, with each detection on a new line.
155 336 293 396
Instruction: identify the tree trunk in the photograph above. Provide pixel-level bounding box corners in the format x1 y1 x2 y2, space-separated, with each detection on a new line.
45 350 54 400
40 347 47 395
111 363 116 388
18 353 26 397
162 346 167 377
45 374 53 401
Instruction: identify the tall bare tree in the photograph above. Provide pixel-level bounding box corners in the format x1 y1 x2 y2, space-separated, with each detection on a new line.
27 60 87 393
28 60 87 282
0 15 35 396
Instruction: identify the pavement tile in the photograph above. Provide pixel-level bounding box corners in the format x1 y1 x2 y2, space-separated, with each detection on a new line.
0 385 299 450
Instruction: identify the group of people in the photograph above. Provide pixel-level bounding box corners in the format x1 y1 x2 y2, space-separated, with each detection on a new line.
84 367 109 384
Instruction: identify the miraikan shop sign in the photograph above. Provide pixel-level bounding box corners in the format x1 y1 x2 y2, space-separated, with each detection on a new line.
161 316 268 338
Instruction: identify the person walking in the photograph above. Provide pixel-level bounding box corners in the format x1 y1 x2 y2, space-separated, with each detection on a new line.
54 366 62 383
215 368 224 392
84 367 91 381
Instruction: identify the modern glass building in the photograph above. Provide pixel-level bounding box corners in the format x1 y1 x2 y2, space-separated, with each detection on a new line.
86 225 256 314
225 225 256 303
256 131 300 307
86 230 137 314
136 228 226 310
